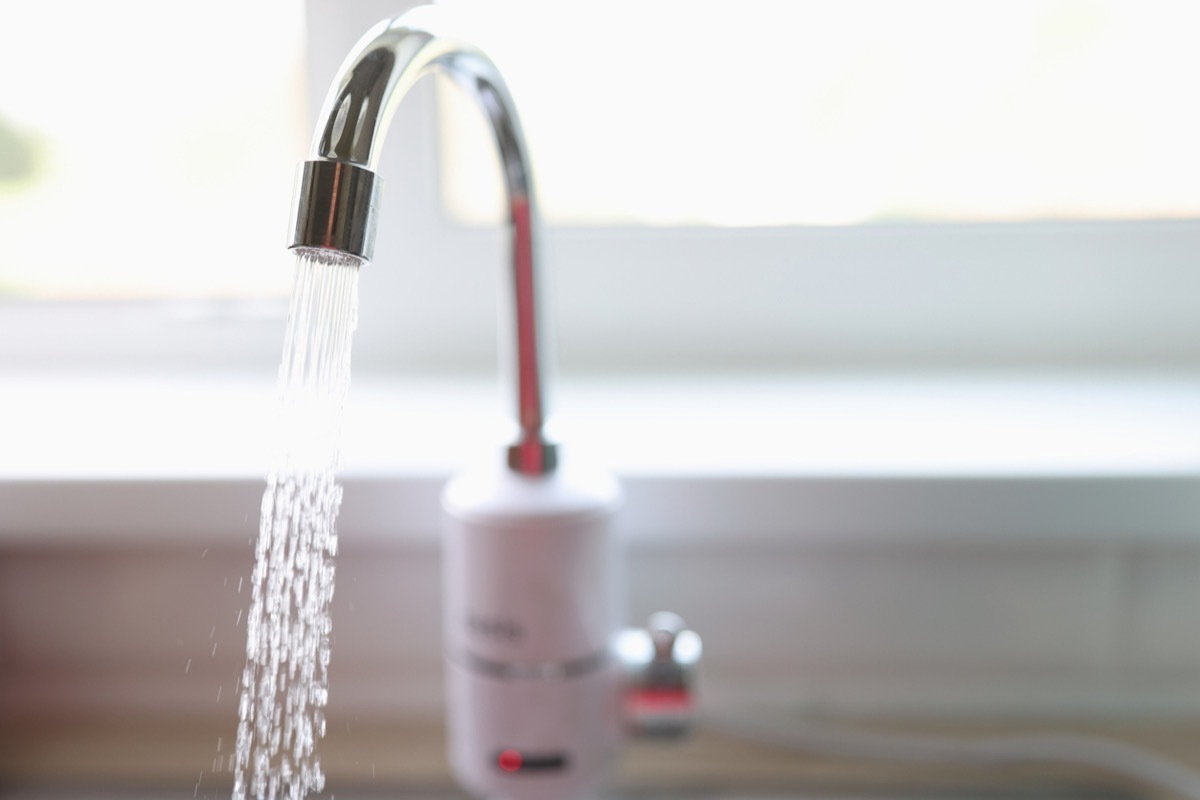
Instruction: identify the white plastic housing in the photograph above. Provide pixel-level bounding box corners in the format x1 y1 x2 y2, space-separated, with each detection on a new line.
441 456 623 800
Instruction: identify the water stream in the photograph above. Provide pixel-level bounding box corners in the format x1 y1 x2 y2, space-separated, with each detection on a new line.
233 250 362 800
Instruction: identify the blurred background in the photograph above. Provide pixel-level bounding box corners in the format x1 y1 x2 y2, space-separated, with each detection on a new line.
3 0 1200 797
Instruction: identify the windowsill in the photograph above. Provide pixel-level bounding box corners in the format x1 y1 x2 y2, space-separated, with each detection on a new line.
5 370 1200 722
2 370 1199 547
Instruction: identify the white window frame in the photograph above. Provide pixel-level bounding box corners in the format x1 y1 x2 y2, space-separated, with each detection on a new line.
2 0 1198 378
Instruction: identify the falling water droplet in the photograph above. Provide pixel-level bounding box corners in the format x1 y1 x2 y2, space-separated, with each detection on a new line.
233 251 360 800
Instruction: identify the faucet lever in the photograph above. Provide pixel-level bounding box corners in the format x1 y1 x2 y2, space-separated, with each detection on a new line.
617 612 703 739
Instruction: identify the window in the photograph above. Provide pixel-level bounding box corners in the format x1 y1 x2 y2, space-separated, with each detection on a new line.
3 0 1199 374
316 0 1200 375
0 1 310 370
438 0 1200 227
0 0 308 299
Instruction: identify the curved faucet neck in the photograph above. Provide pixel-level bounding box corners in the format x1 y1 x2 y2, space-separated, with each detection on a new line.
291 6 556 476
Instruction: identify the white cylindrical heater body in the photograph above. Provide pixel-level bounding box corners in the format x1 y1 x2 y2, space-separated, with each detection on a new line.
442 457 623 800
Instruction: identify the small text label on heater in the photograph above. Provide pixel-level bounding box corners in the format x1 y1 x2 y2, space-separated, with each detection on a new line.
467 613 524 643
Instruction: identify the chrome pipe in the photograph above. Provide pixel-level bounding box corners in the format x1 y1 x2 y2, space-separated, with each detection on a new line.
288 5 556 475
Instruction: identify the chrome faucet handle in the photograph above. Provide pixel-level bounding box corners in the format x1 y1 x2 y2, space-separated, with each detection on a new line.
616 612 702 739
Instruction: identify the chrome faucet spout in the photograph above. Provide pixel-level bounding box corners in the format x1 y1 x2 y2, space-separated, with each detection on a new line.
288 5 555 476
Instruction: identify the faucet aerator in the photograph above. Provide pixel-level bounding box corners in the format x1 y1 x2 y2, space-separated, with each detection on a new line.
289 160 381 263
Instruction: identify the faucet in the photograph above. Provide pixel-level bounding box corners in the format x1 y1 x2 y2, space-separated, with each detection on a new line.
288 6 698 799
288 4 553 477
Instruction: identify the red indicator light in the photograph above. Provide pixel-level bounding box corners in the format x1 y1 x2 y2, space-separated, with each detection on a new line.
630 688 692 710
497 749 523 772
494 749 567 773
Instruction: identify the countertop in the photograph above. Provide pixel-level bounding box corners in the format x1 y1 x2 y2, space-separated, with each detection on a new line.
1 715 1198 800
